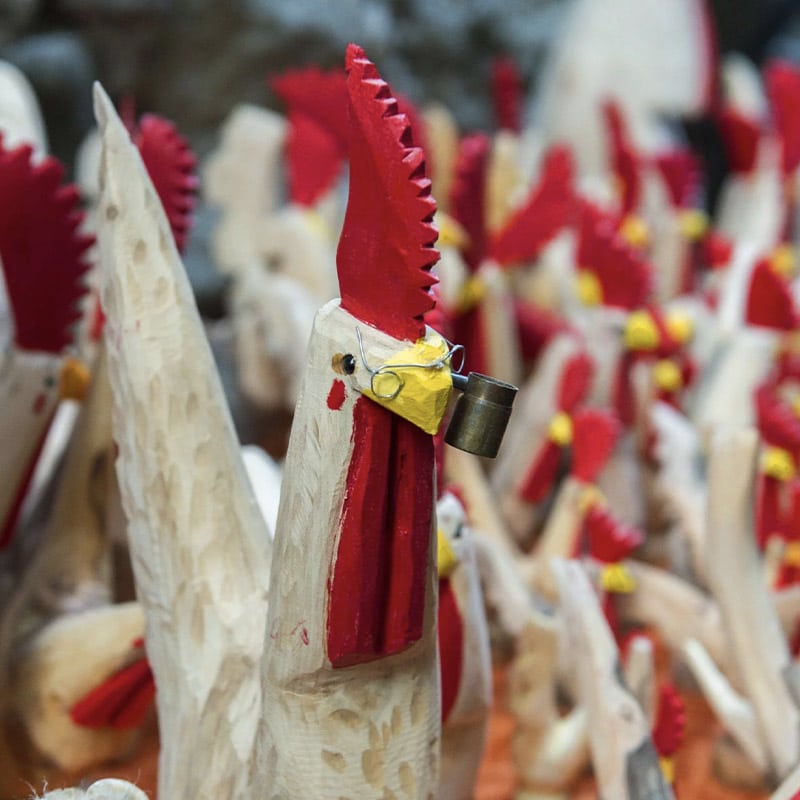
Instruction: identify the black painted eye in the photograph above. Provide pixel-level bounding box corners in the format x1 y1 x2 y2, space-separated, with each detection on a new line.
453 523 463 539
342 354 356 375
44 375 56 388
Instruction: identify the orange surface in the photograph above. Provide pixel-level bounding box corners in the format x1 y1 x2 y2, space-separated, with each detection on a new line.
13 667 772 800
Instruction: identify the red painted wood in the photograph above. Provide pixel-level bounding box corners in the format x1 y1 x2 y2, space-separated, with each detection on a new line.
326 379 346 410
491 56 523 133
518 439 562 503
449 133 490 273
438 577 464 724
327 396 434 667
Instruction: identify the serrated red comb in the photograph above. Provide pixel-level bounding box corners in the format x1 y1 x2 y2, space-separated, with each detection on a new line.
766 60 800 175
449 133 490 272
585 504 643 562
577 201 654 310
489 144 574 265
337 44 439 341
558 351 594 411
717 107 761 174
395 92 429 177
134 114 197 253
652 683 686 757
271 66 349 206
746 258 800 331
654 148 702 209
270 66 349 152
603 99 640 214
0 139 93 354
70 642 155 730
571 408 620 484
491 55 523 133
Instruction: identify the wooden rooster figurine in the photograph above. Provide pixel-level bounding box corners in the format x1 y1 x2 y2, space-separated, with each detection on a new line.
0 137 92 548
260 43 450 799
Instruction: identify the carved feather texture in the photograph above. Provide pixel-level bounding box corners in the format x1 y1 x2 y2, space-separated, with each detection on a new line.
717 107 761 174
765 59 800 175
0 137 93 353
571 408 620 484
337 44 439 341
652 683 686 757
134 115 197 252
489 144 575 265
449 132 490 272
654 148 701 209
746 258 800 331
603 99 641 214
491 55 522 133
585 504 643 562
576 201 654 309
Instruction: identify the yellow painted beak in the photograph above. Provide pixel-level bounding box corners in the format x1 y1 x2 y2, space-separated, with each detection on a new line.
437 528 458 578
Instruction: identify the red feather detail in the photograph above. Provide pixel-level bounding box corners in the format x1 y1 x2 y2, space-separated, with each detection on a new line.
449 133 491 272
702 230 733 268
755 384 800 452
270 66 349 153
337 44 439 341
558 351 594 411
489 145 574 265
571 408 619 484
652 684 686 757
438 578 464 724
576 202 654 310
746 258 800 331
491 56 523 133
0 139 92 354
70 653 155 730
717 107 761 174
654 149 701 209
514 300 571 362
603 100 640 214
766 60 800 175
518 440 562 503
134 115 197 253
585 505 643 562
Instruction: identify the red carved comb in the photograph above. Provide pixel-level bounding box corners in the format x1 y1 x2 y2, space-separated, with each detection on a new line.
558 351 594 412
571 408 620 484
491 55 523 133
717 107 761 174
134 114 197 252
449 133 490 272
271 66 349 206
577 201 654 310
603 99 640 214
755 384 800 452
0 139 92 354
489 145 574 265
654 148 702 209
337 44 439 341
652 683 686 758
766 60 800 175
746 258 800 331
585 505 643 563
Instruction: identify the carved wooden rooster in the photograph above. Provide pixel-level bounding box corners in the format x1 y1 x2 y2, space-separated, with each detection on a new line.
260 43 448 799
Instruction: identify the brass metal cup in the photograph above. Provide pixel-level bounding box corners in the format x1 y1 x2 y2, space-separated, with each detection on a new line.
445 372 517 458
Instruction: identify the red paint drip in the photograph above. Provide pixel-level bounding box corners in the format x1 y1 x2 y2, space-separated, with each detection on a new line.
326 396 434 667
327 379 346 410
438 578 464 723
32 392 46 414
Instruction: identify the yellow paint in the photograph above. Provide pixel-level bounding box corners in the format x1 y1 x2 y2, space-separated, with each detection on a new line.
785 541 800 567
437 528 458 578
363 331 454 436
59 357 91 401
624 310 659 351
770 243 796 277
666 312 693 345
579 484 605 514
678 208 708 241
600 562 636 593
548 411 573 446
301 208 334 243
575 269 603 306
761 446 796 481
792 394 800 418
437 212 469 250
653 359 682 392
619 214 649 249
457 274 486 313
659 756 675 785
